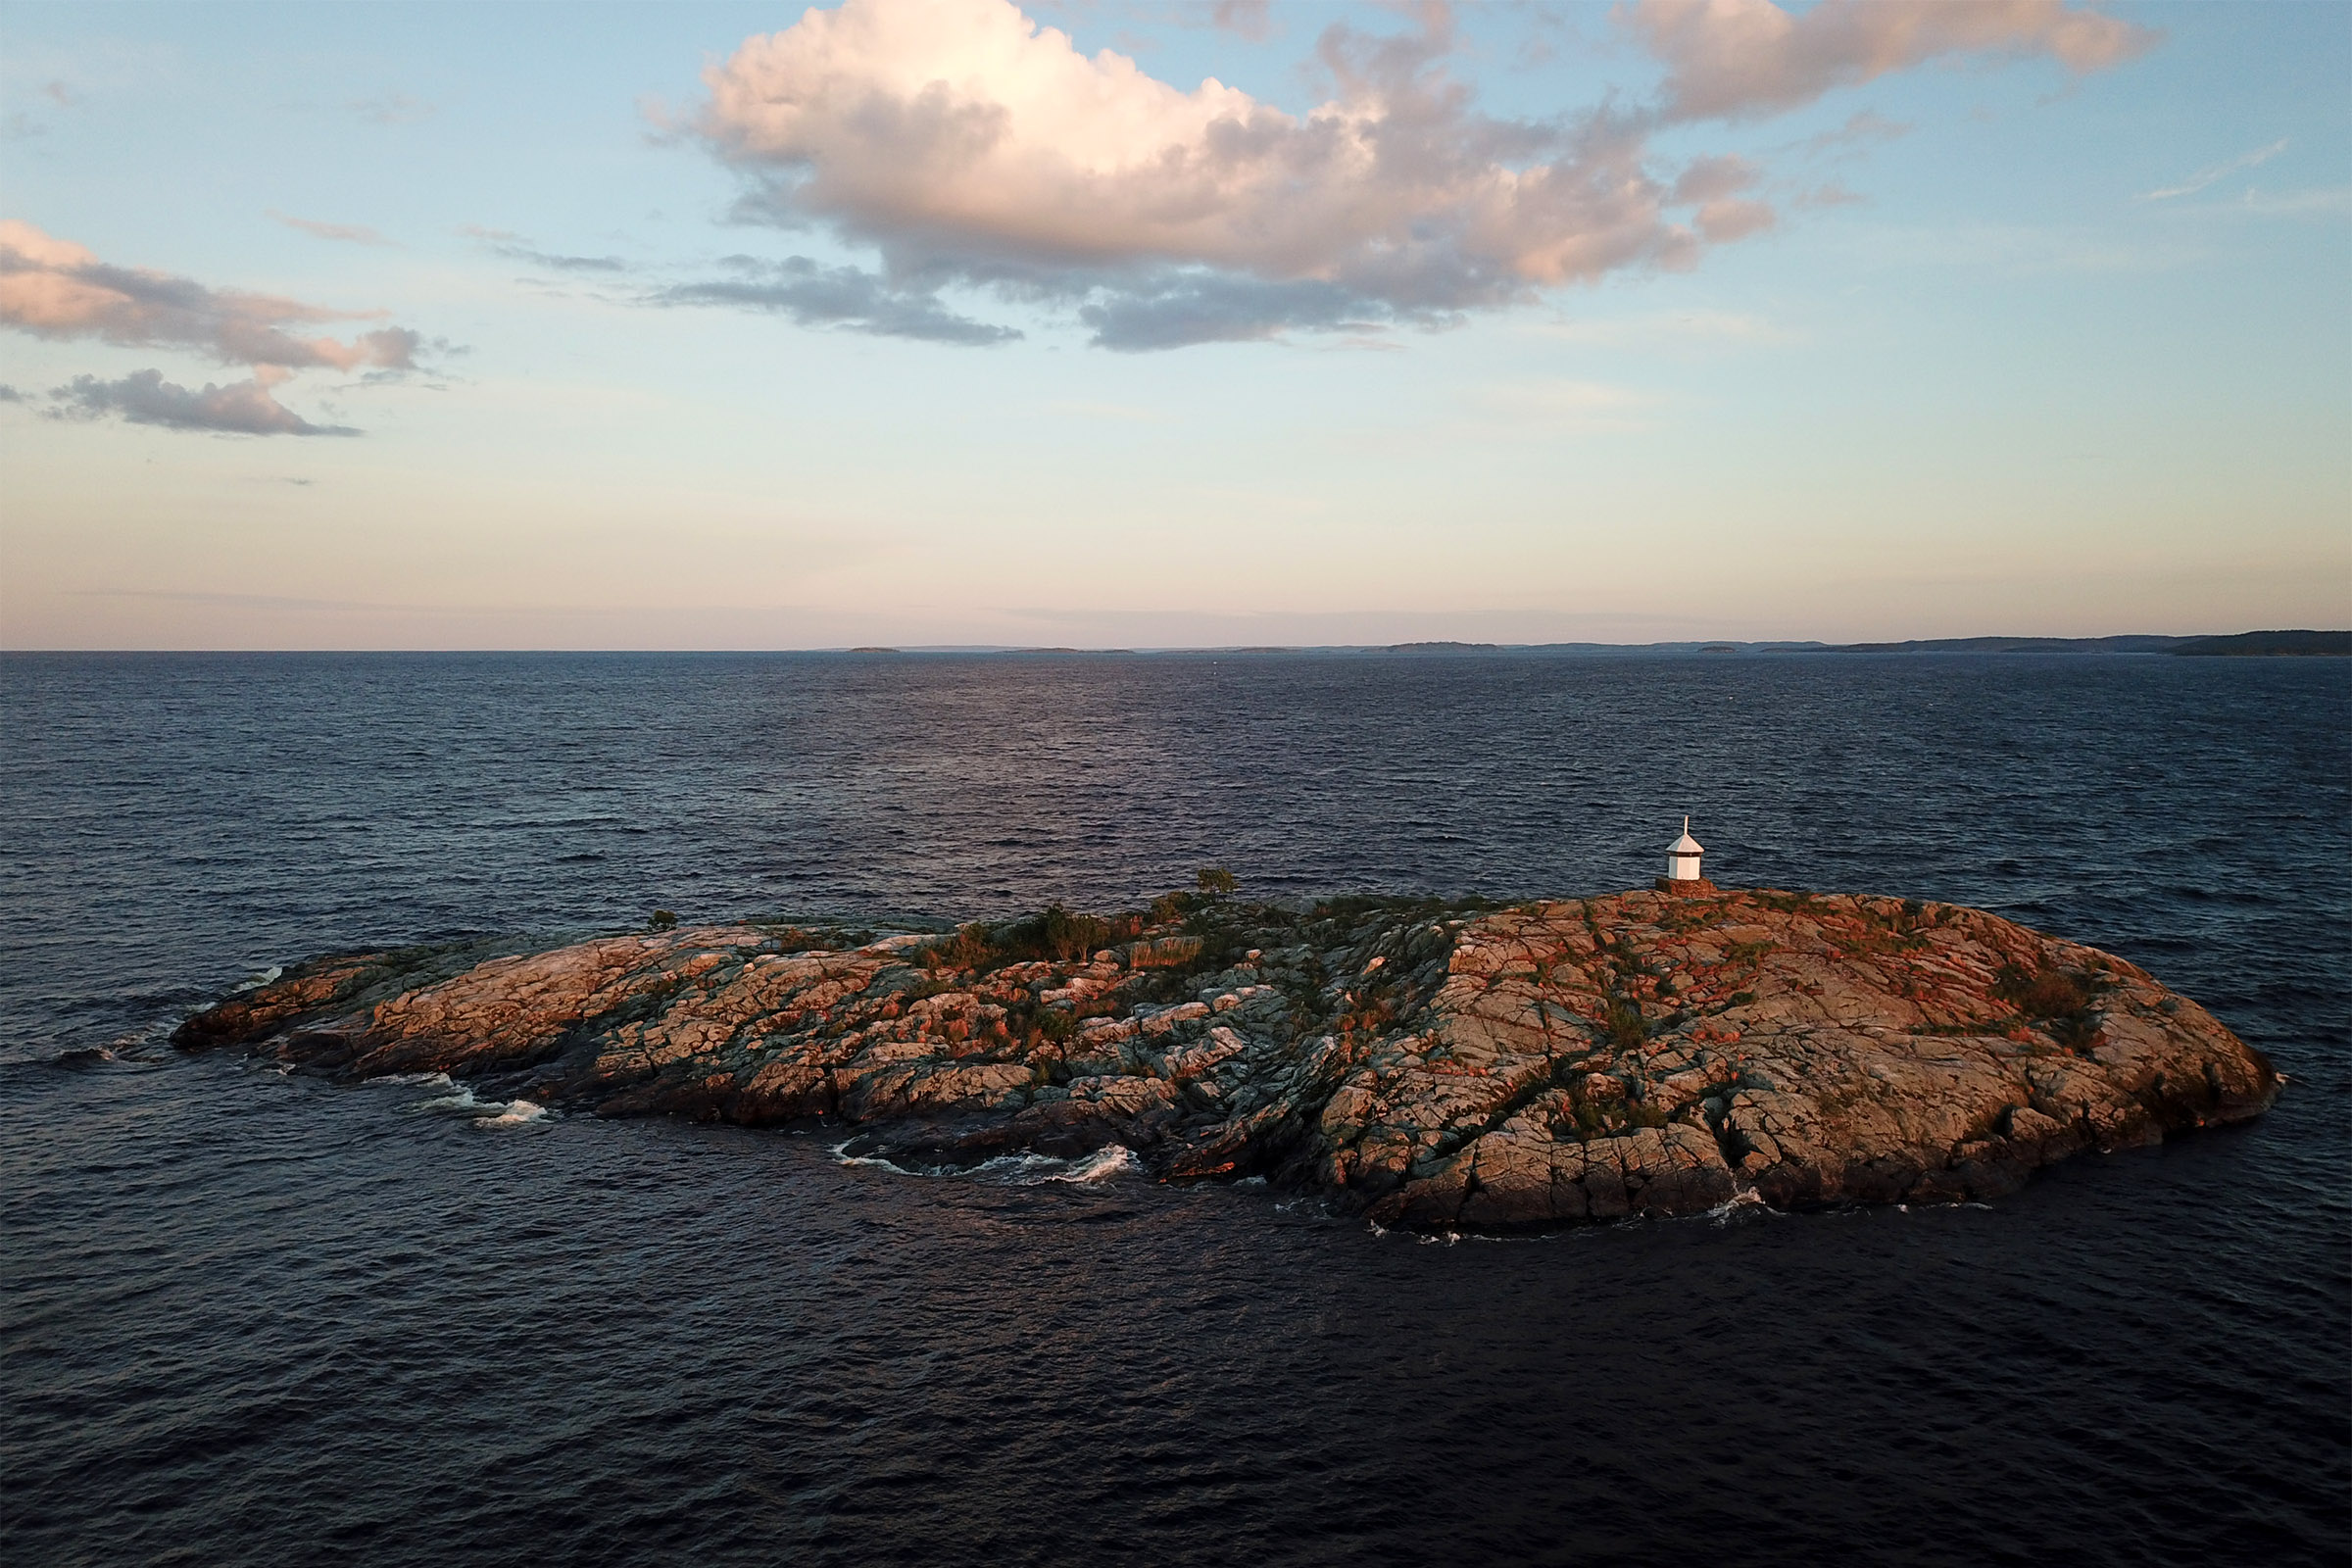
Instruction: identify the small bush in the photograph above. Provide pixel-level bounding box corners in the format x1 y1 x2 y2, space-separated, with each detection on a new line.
1605 999 1648 1052
1196 866 1238 899
1995 962 2101 1052
1995 963 2088 1019
648 909 678 931
922 922 996 970
1042 905 1110 962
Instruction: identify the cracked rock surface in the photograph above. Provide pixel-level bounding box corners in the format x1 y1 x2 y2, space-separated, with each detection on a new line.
175 888 2278 1232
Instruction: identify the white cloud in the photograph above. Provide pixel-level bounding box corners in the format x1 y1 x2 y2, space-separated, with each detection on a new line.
2139 138 2289 201
2239 184 2352 219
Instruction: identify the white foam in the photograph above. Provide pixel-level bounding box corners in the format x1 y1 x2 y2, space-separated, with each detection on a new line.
967 1152 1067 1181
828 1141 1143 1186
830 1139 918 1175
1706 1187 1774 1225
231 964 284 994
1044 1144 1143 1184
371 1071 549 1128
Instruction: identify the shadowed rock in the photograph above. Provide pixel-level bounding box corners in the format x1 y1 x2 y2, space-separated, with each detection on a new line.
174 889 2278 1232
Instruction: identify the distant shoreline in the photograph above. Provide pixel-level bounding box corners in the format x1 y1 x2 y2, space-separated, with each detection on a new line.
4 630 2345 658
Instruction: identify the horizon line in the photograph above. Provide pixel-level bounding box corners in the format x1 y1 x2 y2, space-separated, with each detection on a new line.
4 630 2345 658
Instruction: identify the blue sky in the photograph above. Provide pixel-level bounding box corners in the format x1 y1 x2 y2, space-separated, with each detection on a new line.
1 0 2345 649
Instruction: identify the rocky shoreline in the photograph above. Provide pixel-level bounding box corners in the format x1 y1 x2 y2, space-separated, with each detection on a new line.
175 886 2279 1231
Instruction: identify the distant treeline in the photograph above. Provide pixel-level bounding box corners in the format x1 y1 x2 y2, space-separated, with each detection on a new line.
824 631 2351 658
2166 630 2352 658
1382 632 2351 657
1811 630 2349 657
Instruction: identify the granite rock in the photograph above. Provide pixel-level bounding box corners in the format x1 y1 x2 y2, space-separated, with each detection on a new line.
175 889 2278 1232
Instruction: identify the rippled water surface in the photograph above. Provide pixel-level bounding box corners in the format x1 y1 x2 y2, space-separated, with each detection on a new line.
2 652 2346 1566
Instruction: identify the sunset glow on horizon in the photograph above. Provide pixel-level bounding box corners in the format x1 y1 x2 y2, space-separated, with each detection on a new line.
3 0 2346 650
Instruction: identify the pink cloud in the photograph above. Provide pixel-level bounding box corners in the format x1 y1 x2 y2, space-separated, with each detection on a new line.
693 0 1741 346
270 212 396 248
1622 0 2160 122
0 220 418 371
680 0 2154 350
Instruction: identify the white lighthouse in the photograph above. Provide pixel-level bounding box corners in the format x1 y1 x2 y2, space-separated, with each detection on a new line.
1665 817 1705 884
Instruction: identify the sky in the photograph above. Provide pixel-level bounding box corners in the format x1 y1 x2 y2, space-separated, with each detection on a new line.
1 0 2346 650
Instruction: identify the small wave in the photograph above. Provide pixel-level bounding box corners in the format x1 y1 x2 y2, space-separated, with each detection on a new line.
830 1140 918 1176
828 1141 1143 1186
1707 1187 1775 1225
967 1152 1073 1183
380 1072 549 1128
1043 1145 1143 1185
231 964 284 994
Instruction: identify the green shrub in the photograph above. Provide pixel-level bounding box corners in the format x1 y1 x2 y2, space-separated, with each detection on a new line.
648 909 678 931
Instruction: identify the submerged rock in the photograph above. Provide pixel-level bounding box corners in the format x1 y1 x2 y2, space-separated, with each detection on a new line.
175 889 2278 1232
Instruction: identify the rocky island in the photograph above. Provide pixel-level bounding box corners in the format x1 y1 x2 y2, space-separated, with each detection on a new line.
176 885 2278 1231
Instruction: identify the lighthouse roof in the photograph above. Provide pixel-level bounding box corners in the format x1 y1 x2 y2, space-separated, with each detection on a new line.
1668 816 1703 854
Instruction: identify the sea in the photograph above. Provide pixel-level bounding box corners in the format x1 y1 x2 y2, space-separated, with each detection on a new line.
1 651 2345 1567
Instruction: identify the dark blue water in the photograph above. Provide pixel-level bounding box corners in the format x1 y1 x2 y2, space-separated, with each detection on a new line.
3 652 2346 1567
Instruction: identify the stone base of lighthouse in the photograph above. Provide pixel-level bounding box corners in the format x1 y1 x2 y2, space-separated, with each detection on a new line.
1653 876 1720 896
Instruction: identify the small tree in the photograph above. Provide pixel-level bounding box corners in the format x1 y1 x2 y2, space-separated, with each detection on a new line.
1196 866 1238 900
